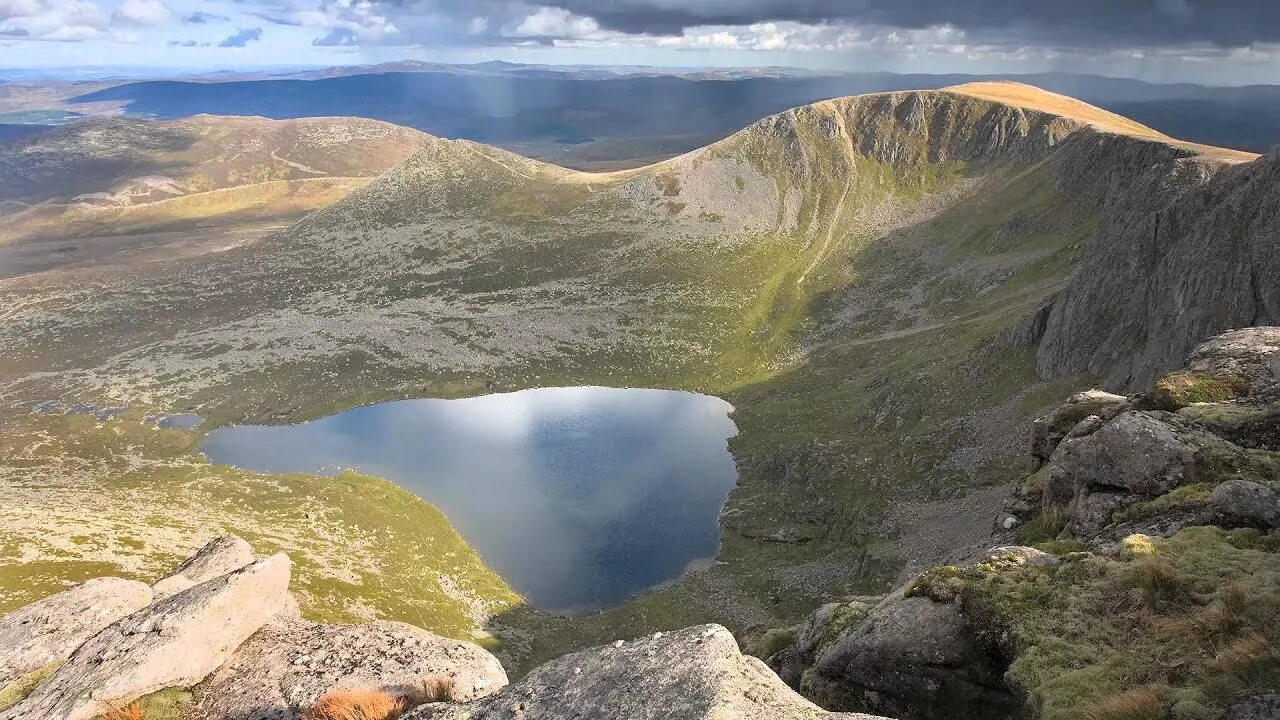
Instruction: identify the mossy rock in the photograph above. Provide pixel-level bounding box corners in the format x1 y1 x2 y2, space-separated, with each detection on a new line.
905 565 967 603
956 526 1280 720
1112 484 1216 524
0 661 62 713
818 600 877 650
743 626 798 659
1143 372 1247 412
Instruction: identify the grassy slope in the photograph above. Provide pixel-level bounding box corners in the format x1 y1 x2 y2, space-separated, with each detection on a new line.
0 86 1247 667
0 115 434 244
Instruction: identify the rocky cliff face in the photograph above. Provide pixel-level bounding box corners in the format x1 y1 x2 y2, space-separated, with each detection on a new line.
1032 147 1279 391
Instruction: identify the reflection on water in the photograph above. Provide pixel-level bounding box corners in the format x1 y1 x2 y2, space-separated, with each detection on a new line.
199 387 738 614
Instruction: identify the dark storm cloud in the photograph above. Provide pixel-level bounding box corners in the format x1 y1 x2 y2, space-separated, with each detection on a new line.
526 0 1280 47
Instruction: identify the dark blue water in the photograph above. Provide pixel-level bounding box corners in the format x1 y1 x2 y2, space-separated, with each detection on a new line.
199 387 738 614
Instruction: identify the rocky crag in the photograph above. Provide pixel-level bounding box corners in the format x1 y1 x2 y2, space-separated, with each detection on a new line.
765 327 1280 720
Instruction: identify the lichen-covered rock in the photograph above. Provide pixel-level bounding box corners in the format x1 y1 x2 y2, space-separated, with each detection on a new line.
1212 479 1280 528
0 577 152 687
1064 489 1140 538
1184 327 1280 399
407 625 886 720
1031 390 1130 462
1050 412 1197 498
803 592 1019 720
199 618 507 719
983 546 1059 568
2 554 292 720
153 535 255 600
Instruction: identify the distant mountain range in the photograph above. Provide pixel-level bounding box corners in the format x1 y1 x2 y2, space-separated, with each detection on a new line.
3 63 1278 168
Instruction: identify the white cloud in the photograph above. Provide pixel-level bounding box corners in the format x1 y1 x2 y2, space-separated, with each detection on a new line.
113 0 169 26
510 6 598 38
0 0 109 40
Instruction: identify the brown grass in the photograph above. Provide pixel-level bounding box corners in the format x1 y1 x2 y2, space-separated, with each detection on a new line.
945 82 1169 140
406 674 456 706
1084 687 1165 720
103 702 145 720
304 689 405 720
1130 559 1192 610
1203 634 1280 698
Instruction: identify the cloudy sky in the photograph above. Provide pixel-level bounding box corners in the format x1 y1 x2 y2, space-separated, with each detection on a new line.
3 0 1280 84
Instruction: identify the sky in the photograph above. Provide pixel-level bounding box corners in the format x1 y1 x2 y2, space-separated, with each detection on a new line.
3 0 1280 85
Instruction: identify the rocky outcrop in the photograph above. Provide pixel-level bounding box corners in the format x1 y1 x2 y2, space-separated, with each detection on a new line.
1184 327 1280 399
0 577 152 688
1029 390 1130 464
152 535 254 600
764 548 1057 720
1024 328 1280 544
769 328 1280 720
199 618 508 719
2 554 292 720
409 625 887 720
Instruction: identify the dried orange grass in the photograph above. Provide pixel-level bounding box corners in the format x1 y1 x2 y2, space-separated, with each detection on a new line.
304 689 405 720
103 702 145 720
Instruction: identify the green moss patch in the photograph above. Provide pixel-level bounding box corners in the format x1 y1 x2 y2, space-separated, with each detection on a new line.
1144 373 1247 411
0 661 62 712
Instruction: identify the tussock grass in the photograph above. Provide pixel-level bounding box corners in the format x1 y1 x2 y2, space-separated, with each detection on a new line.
304 689 405 720
1084 687 1165 720
407 675 456 706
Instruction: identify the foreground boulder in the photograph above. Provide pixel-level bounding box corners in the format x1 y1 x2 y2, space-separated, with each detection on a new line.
2 554 292 720
199 618 507 718
0 577 153 688
152 535 255 600
408 625 889 720
801 590 1019 720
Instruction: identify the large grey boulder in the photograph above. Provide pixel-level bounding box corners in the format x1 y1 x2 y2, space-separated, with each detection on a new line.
0 578 153 688
199 618 507 719
2 554 292 720
407 625 888 720
1047 412 1196 499
153 535 255 600
803 592 1019 720
1213 479 1280 528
